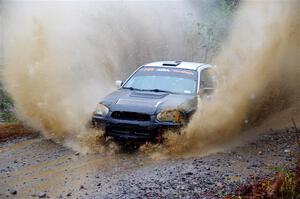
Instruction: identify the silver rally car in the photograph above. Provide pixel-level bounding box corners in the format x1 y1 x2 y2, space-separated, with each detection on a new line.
92 61 217 141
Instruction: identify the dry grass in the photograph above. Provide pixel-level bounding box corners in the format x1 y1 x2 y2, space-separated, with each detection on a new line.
226 121 300 199
0 123 35 142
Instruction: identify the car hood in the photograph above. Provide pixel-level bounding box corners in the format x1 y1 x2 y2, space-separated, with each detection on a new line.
101 89 196 115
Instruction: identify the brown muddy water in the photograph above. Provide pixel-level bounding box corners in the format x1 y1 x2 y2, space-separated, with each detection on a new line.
0 107 299 198
0 134 153 198
0 128 299 198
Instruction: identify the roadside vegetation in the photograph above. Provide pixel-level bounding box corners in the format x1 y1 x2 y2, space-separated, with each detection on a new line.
0 83 16 123
227 122 300 199
186 0 240 62
227 159 300 199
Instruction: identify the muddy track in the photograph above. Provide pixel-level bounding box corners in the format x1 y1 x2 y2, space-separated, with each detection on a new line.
0 127 299 199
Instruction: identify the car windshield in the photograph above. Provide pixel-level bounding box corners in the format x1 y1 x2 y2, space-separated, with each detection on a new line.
123 67 198 95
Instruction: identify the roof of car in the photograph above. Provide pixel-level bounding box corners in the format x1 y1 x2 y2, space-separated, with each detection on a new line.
143 61 211 70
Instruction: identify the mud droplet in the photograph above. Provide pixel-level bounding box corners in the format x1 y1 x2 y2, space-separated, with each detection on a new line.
10 190 17 195
38 192 47 198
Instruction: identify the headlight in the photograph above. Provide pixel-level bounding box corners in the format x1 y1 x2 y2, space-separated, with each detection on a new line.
156 109 182 123
94 104 109 117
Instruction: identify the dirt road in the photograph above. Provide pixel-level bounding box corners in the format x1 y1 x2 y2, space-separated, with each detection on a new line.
0 124 299 199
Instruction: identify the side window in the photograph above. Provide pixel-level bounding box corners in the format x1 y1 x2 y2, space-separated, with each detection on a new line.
200 68 216 89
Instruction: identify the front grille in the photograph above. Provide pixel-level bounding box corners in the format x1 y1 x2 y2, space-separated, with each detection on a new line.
111 111 151 121
107 125 152 137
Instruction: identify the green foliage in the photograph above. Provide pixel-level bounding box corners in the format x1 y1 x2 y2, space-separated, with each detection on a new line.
271 165 299 199
186 0 240 62
0 83 16 122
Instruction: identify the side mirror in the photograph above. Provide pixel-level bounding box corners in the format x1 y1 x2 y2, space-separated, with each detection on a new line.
198 87 214 97
115 80 123 88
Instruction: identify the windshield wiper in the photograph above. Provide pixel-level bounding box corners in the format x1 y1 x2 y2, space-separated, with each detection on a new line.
123 87 173 94
141 89 173 94
122 87 142 91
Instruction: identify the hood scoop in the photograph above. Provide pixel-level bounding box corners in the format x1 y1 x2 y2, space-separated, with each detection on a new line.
130 91 167 99
116 99 151 106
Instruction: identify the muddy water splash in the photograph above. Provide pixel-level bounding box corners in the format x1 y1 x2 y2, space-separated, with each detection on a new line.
163 0 300 156
2 1 299 155
1 1 210 152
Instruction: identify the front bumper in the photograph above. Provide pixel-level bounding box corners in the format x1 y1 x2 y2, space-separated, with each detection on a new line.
92 114 181 140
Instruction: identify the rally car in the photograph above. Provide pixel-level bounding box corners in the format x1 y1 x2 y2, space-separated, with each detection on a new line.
92 61 217 141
